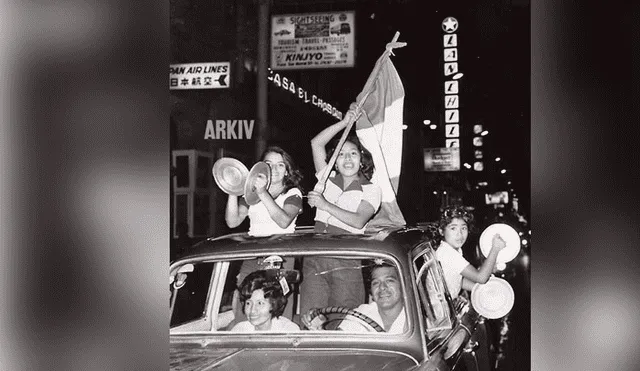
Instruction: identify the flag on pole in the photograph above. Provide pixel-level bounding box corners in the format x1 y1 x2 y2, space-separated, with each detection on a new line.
353 55 406 228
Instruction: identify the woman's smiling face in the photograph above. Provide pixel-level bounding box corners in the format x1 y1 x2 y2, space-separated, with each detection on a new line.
335 141 361 178
263 152 287 186
244 289 273 331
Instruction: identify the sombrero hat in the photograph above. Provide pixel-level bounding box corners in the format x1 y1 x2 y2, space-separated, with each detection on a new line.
212 157 249 196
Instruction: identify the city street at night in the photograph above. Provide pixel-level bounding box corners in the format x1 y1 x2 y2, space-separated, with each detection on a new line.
170 0 530 370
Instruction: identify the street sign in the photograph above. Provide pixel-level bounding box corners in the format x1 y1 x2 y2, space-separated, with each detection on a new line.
170 62 230 90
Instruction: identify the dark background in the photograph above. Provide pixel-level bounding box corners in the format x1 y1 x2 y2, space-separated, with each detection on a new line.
171 0 530 232
1 1 640 370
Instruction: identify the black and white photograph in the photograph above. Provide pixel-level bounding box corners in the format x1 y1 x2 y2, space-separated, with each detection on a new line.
170 0 530 370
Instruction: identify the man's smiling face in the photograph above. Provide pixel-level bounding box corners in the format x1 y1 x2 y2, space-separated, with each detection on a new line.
371 266 402 311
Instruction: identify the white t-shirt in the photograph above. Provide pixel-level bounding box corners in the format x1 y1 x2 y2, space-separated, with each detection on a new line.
435 241 471 299
338 302 406 334
231 316 300 332
245 187 302 237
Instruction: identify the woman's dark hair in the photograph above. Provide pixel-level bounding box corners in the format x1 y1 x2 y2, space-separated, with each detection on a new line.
438 205 475 233
238 270 287 318
261 146 303 192
325 135 375 180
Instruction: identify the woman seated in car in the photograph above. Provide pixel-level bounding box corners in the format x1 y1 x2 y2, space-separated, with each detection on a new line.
231 270 300 332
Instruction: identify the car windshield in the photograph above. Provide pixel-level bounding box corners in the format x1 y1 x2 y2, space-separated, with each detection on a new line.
170 252 409 335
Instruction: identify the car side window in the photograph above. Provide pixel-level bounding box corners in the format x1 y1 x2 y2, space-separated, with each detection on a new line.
412 242 454 346
216 260 242 331
170 262 215 328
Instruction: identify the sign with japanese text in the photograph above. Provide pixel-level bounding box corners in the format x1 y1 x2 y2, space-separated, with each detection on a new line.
271 11 355 70
170 62 230 90
424 147 460 172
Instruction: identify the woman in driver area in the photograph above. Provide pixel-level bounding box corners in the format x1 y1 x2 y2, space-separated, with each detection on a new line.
231 270 300 332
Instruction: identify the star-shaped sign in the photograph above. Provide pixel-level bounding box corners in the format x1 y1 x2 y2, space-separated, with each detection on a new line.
442 17 458 33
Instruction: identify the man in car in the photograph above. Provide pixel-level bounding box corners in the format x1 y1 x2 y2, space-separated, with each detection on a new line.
302 261 406 333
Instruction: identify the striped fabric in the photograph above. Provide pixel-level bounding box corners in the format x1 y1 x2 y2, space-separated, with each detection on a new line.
354 56 406 228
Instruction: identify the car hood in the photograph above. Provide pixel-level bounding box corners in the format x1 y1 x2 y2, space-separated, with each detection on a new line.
170 344 417 371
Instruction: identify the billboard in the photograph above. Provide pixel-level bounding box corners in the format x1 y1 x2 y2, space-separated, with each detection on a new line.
485 191 509 205
271 12 355 70
170 62 230 90
424 147 460 172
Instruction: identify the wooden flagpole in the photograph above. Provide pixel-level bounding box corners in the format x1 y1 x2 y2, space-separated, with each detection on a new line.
313 32 406 194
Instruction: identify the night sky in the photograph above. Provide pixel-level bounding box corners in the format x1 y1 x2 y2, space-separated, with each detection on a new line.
266 0 530 223
171 0 530 226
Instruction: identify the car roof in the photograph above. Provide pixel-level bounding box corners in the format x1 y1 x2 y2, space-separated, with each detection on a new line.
174 226 432 263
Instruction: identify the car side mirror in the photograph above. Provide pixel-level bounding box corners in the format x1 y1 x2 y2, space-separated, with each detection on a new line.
170 263 194 288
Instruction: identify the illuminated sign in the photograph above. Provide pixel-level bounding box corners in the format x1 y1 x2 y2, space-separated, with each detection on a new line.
442 17 462 171
267 68 343 120
271 11 355 70
442 17 458 33
445 109 459 123
446 139 460 148
424 147 460 172
445 95 459 109
170 62 230 90
445 124 460 137
485 191 509 205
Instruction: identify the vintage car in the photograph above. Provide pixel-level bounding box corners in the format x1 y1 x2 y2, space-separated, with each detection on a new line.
170 226 493 371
